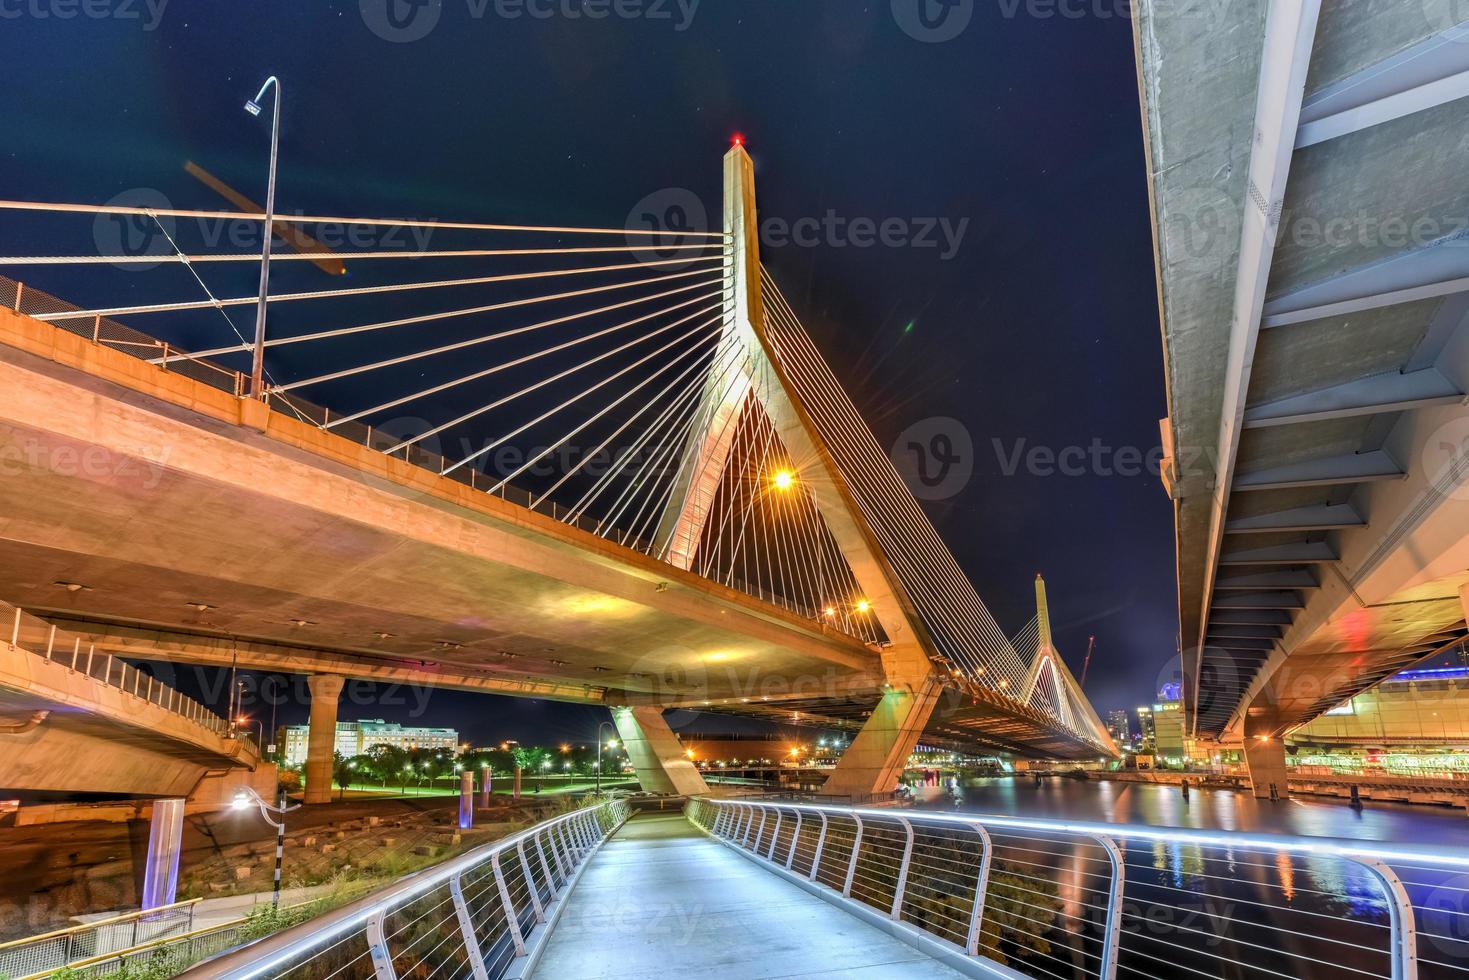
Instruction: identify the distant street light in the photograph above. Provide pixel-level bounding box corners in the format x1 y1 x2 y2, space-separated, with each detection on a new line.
243 75 281 400
231 786 299 906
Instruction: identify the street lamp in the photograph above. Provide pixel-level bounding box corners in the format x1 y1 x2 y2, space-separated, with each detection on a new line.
595 720 621 794
231 786 299 906
236 716 264 749
243 75 281 401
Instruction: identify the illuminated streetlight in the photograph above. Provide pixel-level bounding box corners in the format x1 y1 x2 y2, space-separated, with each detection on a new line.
854 599 871 614
771 469 795 491
230 786 299 906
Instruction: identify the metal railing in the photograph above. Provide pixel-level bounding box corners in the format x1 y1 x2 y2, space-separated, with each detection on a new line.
0 900 199 978
1 602 248 746
186 798 630 980
688 797 1469 980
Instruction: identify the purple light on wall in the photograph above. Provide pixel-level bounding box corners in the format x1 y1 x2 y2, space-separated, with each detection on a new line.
459 771 474 830
141 798 186 909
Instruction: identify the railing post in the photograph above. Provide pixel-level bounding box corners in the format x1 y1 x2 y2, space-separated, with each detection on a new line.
843 815 864 898
1359 858 1419 980
1095 835 1125 980
491 851 527 957
365 911 397 980
966 825 994 956
546 824 569 885
740 805 755 847
517 839 545 922
752 808 767 850
44 624 55 660
10 607 20 649
767 809 783 860
786 809 802 870
535 830 559 894
810 811 828 882
890 816 915 920
449 873 489 980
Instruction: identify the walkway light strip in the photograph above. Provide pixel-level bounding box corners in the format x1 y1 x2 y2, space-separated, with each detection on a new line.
706 799 1469 869
0 199 732 238
190 800 628 980
33 256 726 322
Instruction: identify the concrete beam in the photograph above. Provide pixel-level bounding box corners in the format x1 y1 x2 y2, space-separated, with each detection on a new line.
1190 0 1322 715
1242 367 1462 428
1219 541 1338 565
1208 608 1295 625
1224 503 1364 534
1213 568 1319 591
1212 591 1305 610
611 706 709 796
1296 25 1469 149
1262 233 1469 329
1206 624 1284 640
1234 450 1404 490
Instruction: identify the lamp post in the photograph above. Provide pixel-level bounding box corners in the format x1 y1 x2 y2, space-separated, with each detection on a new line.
596 720 618 794
243 75 281 401
232 786 300 906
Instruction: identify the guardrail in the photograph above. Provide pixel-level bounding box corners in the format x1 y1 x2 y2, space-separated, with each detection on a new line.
688 797 1469 980
186 798 630 980
2 602 247 746
0 900 199 978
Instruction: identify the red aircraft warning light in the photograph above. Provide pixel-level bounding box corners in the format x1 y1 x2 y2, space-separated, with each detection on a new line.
731 133 745 147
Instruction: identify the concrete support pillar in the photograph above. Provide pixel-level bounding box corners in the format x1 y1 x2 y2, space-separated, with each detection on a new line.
819 674 943 801
459 770 474 829
1243 736 1289 800
304 674 344 805
140 797 186 909
611 706 709 796
480 764 491 809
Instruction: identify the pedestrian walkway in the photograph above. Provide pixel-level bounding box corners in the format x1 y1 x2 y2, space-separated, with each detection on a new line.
531 812 973 979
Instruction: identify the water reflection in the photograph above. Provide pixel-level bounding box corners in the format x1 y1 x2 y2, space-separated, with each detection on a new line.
906 777 1464 978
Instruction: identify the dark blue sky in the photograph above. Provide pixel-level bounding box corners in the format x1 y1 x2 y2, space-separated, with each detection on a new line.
3 0 1172 741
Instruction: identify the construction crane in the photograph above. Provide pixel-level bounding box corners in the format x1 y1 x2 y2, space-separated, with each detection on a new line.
1079 635 1095 690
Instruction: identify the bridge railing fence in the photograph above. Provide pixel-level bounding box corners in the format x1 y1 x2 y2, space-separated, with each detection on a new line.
689 797 1468 980
0 899 200 979
2 601 250 748
185 797 630 980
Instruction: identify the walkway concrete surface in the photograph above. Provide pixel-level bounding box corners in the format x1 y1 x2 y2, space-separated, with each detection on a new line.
531 813 972 979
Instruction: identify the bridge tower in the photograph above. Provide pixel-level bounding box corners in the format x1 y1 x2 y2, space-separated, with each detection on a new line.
647 144 944 799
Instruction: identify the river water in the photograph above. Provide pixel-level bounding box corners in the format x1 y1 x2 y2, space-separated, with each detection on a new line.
891 776 1469 979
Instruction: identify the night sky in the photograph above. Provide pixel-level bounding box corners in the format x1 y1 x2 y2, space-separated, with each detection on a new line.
3 0 1172 743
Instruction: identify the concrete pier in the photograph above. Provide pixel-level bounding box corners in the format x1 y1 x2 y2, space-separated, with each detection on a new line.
531 813 971 979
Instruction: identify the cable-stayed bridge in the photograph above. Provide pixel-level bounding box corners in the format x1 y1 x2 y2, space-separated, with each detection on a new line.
0 145 1114 803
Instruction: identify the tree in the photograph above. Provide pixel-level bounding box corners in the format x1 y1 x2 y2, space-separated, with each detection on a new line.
511 746 547 799
331 751 355 800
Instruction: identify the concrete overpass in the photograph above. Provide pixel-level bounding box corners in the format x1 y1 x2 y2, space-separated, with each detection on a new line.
1138 0 1469 793
0 281 1110 805
0 601 259 797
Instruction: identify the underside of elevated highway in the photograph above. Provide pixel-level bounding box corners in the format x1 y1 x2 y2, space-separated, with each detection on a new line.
1140 0 1469 788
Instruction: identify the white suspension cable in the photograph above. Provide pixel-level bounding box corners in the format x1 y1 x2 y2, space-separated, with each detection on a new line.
168 267 726 362
3 243 725 265
0 199 732 238
389 302 725 459
445 311 725 479
39 256 726 322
